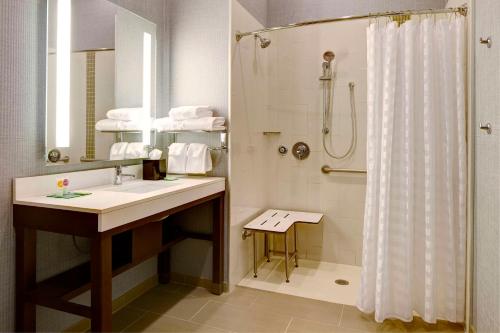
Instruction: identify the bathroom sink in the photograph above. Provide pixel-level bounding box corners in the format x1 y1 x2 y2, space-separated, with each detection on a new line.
102 181 179 194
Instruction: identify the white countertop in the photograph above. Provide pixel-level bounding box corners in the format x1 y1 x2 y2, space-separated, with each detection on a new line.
14 167 225 231
14 177 225 214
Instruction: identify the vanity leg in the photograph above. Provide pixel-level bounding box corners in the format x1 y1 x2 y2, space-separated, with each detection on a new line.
212 194 224 295
158 249 171 284
15 226 36 332
91 234 112 332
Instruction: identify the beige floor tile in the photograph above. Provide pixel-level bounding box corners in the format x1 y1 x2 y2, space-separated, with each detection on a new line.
340 306 464 333
251 290 343 325
155 282 186 294
191 300 292 332
167 284 265 308
112 307 146 332
286 318 365 333
339 306 379 332
122 313 227 333
127 289 209 320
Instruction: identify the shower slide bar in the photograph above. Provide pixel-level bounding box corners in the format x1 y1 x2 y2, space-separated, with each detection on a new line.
321 165 367 174
235 5 467 41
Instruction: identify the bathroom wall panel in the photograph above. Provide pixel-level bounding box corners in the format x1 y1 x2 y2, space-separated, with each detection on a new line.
474 0 500 331
237 0 268 26
229 0 271 285
166 0 230 280
0 0 167 331
266 0 447 27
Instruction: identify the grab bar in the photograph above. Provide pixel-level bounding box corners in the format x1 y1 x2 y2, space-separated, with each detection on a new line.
321 165 367 174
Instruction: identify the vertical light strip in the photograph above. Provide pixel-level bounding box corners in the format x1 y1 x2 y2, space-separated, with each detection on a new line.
142 32 152 146
56 0 71 147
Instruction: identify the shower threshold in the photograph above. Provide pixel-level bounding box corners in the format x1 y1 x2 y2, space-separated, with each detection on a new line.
238 257 361 306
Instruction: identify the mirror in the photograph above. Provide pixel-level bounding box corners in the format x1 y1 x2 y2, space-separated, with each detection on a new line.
46 0 157 165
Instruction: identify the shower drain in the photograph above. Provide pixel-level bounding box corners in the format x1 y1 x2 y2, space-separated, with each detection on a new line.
334 279 350 286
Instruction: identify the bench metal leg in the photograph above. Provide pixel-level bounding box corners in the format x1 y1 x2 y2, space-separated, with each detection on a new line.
294 224 298 267
253 232 258 278
284 231 289 283
264 233 270 262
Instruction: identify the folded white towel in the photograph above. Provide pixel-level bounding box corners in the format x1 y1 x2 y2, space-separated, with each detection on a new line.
106 108 144 121
168 143 189 174
181 117 225 131
95 118 142 131
109 142 128 160
154 117 225 132
153 117 183 132
125 142 148 159
169 106 213 121
186 143 212 174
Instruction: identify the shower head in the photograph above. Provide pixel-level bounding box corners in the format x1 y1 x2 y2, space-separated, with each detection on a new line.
254 34 271 48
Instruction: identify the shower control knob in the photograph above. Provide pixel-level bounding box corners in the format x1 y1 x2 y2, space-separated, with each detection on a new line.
278 145 288 155
292 142 310 160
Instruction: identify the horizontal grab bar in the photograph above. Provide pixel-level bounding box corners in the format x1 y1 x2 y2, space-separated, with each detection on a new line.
321 165 367 174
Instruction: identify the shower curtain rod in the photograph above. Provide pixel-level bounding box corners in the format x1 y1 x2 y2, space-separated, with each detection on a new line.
235 5 467 41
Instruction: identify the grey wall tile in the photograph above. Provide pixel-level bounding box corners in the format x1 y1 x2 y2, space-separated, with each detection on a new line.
0 0 167 331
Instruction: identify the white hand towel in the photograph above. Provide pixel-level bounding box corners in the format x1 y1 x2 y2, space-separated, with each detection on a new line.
169 106 213 121
181 117 225 131
106 108 144 121
95 118 142 131
168 143 189 174
125 142 148 159
186 143 212 174
109 142 128 160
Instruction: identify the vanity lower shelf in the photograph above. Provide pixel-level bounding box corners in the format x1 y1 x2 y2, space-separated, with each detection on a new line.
26 227 208 318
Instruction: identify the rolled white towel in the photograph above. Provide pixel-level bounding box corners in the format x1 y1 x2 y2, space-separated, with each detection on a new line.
125 142 148 159
169 106 213 121
109 142 128 160
106 108 144 121
186 143 212 174
148 149 163 160
168 143 189 174
181 117 225 131
95 118 142 131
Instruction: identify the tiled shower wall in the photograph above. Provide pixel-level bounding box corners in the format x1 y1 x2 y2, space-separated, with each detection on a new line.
265 20 369 265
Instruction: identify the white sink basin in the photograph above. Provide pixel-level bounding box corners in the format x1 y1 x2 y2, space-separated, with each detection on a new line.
102 180 179 194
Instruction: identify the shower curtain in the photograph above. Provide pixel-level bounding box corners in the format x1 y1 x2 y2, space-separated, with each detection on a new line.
357 16 466 324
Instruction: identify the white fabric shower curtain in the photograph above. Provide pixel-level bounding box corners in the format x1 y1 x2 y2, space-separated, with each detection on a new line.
357 16 466 324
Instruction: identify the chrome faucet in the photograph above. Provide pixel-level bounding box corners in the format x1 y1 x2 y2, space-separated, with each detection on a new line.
114 166 136 185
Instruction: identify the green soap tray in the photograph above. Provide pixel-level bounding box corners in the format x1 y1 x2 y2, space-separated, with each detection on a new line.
47 192 92 199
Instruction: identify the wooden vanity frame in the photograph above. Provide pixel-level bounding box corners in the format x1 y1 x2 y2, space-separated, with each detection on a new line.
14 191 225 332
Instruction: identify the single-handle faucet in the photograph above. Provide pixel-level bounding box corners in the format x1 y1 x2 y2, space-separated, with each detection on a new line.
114 165 136 185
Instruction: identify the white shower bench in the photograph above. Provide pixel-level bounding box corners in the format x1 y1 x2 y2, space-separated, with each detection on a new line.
243 209 323 282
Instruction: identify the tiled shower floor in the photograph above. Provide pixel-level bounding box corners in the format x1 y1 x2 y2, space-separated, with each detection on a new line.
237 257 362 306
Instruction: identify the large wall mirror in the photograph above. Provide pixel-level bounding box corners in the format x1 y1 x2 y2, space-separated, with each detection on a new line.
46 0 157 165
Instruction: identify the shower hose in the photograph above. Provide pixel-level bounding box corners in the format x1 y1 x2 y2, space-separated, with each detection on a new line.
322 79 357 160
